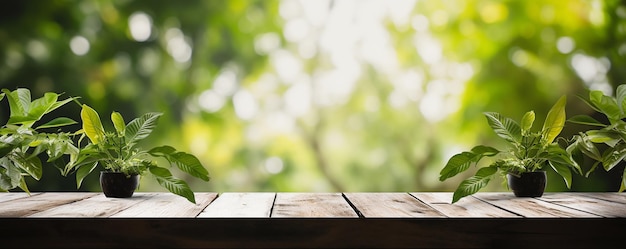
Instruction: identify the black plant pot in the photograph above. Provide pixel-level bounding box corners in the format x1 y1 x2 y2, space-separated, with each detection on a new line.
507 171 547 197
99 172 140 198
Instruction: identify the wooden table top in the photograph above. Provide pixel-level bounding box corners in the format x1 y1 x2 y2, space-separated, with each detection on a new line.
1 192 625 218
1 192 625 248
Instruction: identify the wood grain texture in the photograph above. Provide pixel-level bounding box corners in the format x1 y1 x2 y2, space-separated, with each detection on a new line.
538 192 626 217
0 192 39 203
112 192 217 217
344 192 444 217
410 192 520 217
28 193 154 217
272 193 358 217
578 192 626 204
474 192 601 217
198 192 274 217
0 192 98 217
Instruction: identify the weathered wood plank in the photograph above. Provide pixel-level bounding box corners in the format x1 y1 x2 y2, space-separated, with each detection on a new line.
112 192 217 217
344 192 444 217
198 192 275 217
538 192 626 217
410 192 520 217
28 193 157 217
473 192 600 217
0 192 98 217
0 192 41 203
272 193 358 217
576 192 626 204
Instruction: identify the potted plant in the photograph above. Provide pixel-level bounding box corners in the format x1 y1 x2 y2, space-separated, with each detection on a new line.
439 95 582 203
568 84 626 192
64 104 210 203
0 88 79 194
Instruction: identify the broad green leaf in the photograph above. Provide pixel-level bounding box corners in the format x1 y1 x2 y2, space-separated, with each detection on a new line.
111 112 125 135
601 145 626 171
149 146 210 181
521 111 535 133
0 142 16 158
46 136 79 162
46 95 78 114
76 162 98 189
440 152 476 181
484 112 522 144
149 166 196 203
36 117 78 130
451 166 497 203
567 115 607 127
3 88 31 118
590 90 621 122
549 161 573 188
81 105 105 144
125 112 162 145
586 130 621 147
617 84 626 115
0 158 22 191
3 115 37 125
0 92 4 101
569 136 602 161
470 145 500 156
542 95 567 144
147 145 177 155
4 88 33 126
26 92 57 122
10 153 42 180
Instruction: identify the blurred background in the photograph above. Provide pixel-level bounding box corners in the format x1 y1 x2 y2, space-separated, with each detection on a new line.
1 0 625 194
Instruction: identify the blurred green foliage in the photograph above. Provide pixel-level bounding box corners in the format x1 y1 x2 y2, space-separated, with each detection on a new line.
1 0 625 193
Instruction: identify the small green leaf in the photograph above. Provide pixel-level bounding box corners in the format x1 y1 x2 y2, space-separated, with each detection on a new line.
81 105 105 144
542 95 567 144
521 111 535 133
111 112 125 135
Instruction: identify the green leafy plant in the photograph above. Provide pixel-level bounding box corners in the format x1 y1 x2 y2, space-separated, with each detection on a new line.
568 84 626 192
439 96 581 203
64 104 210 203
0 88 79 193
